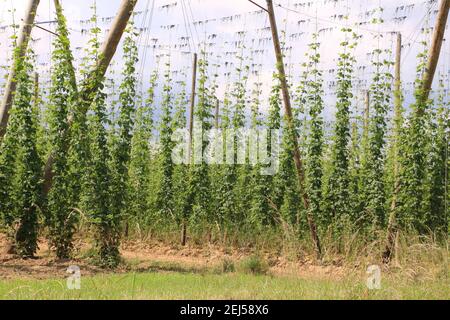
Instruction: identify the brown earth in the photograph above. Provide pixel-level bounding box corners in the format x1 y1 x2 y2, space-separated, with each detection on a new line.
0 233 348 281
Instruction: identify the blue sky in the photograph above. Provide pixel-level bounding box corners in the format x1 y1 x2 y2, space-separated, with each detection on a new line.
0 0 449 122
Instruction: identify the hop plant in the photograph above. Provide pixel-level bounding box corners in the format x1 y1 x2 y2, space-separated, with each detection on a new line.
82 5 118 268
109 21 138 237
45 4 80 259
360 34 393 229
128 68 157 226
10 49 42 258
185 52 213 227
155 62 175 218
323 27 359 228
302 33 325 229
397 27 433 232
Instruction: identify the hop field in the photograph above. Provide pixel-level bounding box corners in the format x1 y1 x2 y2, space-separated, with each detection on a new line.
0 0 449 301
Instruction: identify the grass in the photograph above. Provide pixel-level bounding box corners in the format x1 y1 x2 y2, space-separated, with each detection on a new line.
238 255 269 275
0 231 448 300
0 270 448 300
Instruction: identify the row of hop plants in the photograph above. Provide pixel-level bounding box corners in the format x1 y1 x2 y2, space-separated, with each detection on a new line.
0 6 448 267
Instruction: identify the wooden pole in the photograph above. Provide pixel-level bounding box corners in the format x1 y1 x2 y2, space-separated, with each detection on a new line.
392 32 402 198
0 0 41 140
266 0 322 259
182 52 198 246
384 0 450 261
384 33 403 263
42 0 138 196
215 98 220 129
33 72 39 108
418 0 450 108
394 33 402 97
187 53 198 161
364 90 370 137
78 0 138 106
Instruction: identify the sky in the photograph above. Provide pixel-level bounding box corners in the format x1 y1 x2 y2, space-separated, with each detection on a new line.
0 0 449 123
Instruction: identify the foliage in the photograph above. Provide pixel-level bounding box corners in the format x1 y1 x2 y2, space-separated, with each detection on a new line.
9 49 42 257
0 12 447 266
238 255 269 275
185 53 214 227
155 62 175 218
46 3 79 259
323 27 359 229
361 48 393 229
82 6 118 267
302 33 325 229
109 22 138 237
397 33 432 232
128 68 157 226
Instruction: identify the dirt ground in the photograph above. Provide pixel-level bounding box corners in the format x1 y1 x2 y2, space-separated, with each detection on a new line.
0 233 348 281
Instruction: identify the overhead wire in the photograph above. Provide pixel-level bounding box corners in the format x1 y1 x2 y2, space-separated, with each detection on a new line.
401 0 437 66
275 2 396 35
185 0 200 51
138 0 155 93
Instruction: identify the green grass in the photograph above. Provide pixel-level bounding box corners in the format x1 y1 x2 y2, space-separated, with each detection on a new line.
0 271 448 300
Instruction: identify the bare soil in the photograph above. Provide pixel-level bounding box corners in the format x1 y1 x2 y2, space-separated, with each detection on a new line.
0 233 347 281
